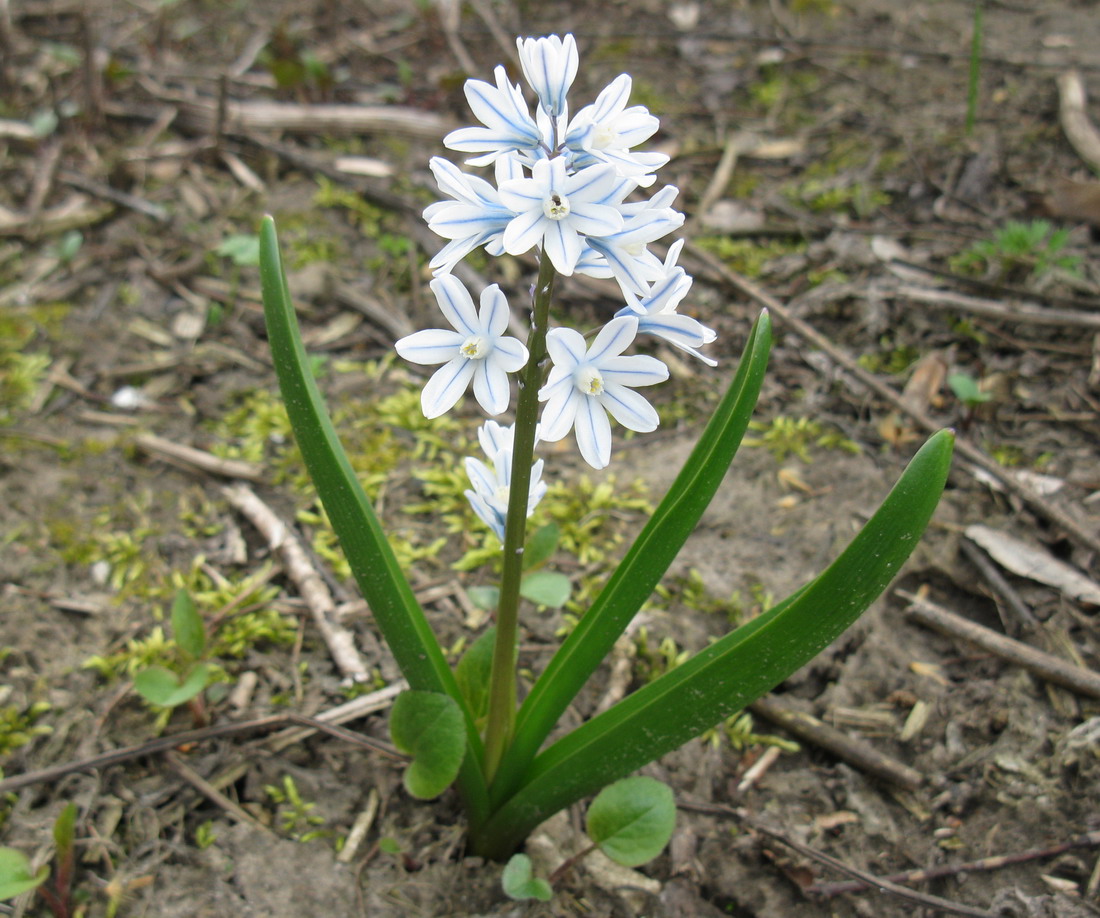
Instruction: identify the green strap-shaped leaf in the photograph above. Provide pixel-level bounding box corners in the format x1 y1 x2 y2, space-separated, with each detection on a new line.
473 430 953 858
586 777 676 868
258 216 488 822
390 691 467 799
491 311 773 806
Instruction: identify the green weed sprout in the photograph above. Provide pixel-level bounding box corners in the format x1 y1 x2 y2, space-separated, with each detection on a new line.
947 372 991 409
0 803 76 917
952 219 1081 281
131 589 216 727
258 33 953 876
503 776 674 901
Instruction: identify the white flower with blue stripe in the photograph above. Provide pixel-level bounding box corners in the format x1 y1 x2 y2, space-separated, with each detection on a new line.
564 74 668 185
444 65 545 166
516 34 578 122
617 241 717 367
498 157 630 276
395 276 528 418
464 421 547 541
538 315 669 469
424 155 522 274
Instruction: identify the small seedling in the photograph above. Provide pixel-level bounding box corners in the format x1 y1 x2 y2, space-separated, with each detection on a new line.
501 854 552 902
502 776 676 901
264 776 327 841
132 589 215 726
947 372 990 408
215 234 261 267
0 847 48 902
0 804 78 917
952 220 1081 281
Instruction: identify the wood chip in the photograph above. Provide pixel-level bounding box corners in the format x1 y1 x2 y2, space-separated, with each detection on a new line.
965 524 1100 605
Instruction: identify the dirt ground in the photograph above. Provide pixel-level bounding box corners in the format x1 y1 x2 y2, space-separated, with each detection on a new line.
2 1 1100 916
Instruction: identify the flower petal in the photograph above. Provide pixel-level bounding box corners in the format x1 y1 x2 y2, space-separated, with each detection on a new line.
479 284 510 337
430 275 479 336
587 315 639 364
599 384 660 432
472 359 511 416
420 356 475 418
544 326 587 370
541 218 583 275
491 335 529 373
395 328 463 365
503 210 547 257
573 395 612 469
600 354 670 388
465 456 497 497
538 387 579 442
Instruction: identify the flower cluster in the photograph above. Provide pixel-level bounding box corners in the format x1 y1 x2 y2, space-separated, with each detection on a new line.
396 33 717 537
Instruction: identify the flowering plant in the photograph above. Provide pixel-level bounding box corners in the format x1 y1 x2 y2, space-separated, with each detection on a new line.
258 34 952 875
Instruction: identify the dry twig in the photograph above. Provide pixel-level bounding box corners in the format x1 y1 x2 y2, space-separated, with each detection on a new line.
221 483 369 682
0 698 406 795
749 695 924 790
678 798 996 918
165 750 275 836
898 587 1100 698
135 433 264 482
892 284 1100 331
1058 71 1100 173
807 829 1100 896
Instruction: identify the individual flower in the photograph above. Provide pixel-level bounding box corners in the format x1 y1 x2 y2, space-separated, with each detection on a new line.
395 276 528 418
444 65 544 166
516 34 578 120
538 315 669 469
579 198 686 297
464 421 547 541
564 74 668 184
424 155 522 274
498 157 629 275
616 241 717 367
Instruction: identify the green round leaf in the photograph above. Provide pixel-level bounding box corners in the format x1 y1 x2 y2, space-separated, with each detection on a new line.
171 589 206 660
378 837 402 855
0 848 48 900
454 627 496 721
466 585 500 611
501 853 552 902
586 777 675 867
389 691 466 799
523 523 561 571
133 663 211 708
519 571 571 609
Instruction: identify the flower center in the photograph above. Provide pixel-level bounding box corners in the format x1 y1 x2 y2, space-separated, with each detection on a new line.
592 124 617 150
542 192 571 221
461 335 489 359
576 365 605 396
494 484 510 506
